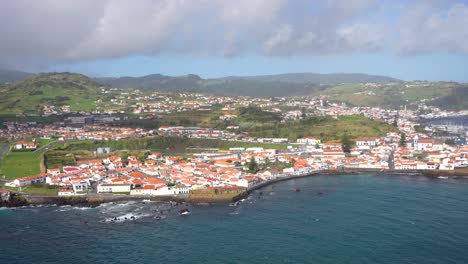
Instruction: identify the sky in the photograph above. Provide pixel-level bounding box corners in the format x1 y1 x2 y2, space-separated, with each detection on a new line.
1 0 468 81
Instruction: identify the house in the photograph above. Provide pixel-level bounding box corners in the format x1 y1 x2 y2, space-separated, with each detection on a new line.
323 142 343 150
131 185 157 196
0 189 11 201
71 180 89 193
173 185 190 195
147 152 162 160
47 168 61 175
128 160 142 168
355 138 377 150
242 176 260 187
14 141 37 150
416 139 434 151
97 184 131 193
214 159 236 168
165 156 180 165
297 137 321 145
12 173 48 187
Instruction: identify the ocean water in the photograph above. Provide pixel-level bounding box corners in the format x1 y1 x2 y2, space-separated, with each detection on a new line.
1 174 468 264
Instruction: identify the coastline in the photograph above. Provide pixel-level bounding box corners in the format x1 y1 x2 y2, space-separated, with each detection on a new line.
2 168 468 208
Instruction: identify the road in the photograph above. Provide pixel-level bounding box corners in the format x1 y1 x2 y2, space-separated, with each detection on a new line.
34 140 61 153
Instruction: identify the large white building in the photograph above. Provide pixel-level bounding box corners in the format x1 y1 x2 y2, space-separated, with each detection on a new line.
355 138 377 150
97 184 131 193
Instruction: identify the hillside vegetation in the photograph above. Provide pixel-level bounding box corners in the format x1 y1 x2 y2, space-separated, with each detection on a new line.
0 72 101 114
0 71 465 113
321 82 468 110
243 115 397 141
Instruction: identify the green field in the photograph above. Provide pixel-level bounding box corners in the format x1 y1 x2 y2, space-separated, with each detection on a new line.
246 115 397 141
2 184 58 195
1 151 43 180
50 137 288 153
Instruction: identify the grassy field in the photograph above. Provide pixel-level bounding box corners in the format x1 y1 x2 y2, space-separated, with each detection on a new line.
35 138 56 147
1 151 43 180
2 184 58 195
246 115 397 141
51 137 289 152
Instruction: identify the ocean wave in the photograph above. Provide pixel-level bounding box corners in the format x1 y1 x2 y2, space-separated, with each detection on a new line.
104 213 152 223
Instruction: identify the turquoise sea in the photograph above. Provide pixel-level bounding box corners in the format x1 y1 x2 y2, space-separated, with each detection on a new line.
1 174 468 264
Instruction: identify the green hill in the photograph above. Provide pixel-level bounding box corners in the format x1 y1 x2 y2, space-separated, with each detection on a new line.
0 71 465 113
320 82 468 110
0 72 101 114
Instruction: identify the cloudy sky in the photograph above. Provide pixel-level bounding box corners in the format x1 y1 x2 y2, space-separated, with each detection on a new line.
1 0 468 81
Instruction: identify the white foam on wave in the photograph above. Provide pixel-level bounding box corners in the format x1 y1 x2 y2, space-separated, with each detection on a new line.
104 212 152 223
72 206 94 210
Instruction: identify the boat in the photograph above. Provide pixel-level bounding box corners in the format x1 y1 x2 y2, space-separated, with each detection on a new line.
438 176 449 179
294 188 301 192
179 208 191 215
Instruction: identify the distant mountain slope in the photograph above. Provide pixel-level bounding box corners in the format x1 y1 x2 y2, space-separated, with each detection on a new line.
432 86 468 111
221 73 402 84
96 73 327 97
0 72 101 114
96 72 400 97
0 69 32 83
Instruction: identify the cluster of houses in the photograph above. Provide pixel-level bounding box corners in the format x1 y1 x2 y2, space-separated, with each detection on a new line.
5 150 276 196
393 139 467 170
6 129 467 197
295 131 467 171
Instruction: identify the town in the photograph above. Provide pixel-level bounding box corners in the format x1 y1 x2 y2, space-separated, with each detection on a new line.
0 90 467 199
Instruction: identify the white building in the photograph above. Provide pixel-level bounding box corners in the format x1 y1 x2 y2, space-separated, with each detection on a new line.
355 138 377 150
97 184 131 193
297 137 321 145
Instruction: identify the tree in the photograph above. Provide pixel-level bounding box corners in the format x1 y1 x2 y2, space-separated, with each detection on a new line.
399 133 406 147
248 155 259 173
301 107 306 119
445 139 456 146
341 133 352 153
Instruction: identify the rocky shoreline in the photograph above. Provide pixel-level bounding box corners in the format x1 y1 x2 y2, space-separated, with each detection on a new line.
2 169 467 208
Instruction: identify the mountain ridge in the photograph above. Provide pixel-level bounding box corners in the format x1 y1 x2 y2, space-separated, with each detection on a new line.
220 72 402 84
0 69 32 83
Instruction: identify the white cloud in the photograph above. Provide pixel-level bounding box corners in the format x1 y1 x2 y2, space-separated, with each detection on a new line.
1 0 467 69
397 0 468 54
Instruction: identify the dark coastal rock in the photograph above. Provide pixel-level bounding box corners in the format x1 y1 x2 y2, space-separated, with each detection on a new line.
0 194 30 208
